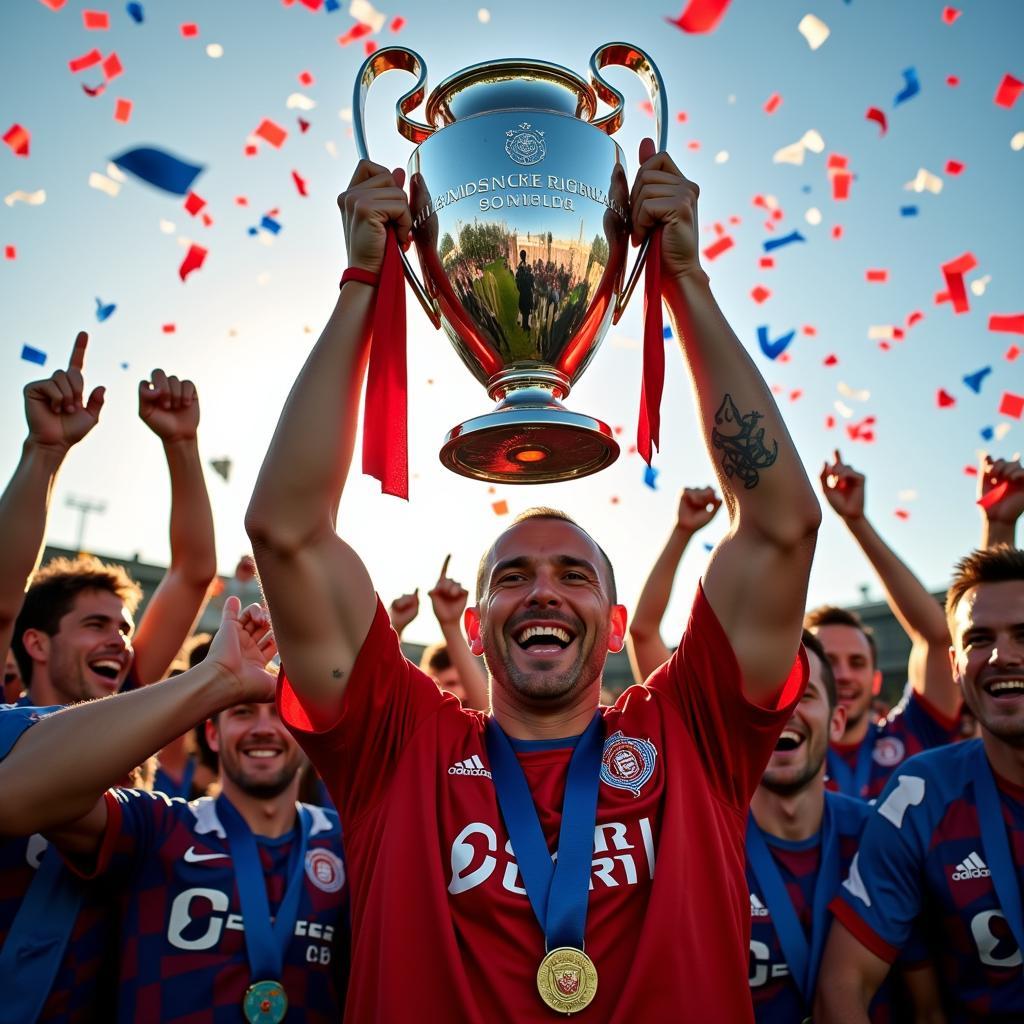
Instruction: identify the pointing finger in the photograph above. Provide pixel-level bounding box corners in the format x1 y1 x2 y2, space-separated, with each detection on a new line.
68 331 89 373
439 554 452 581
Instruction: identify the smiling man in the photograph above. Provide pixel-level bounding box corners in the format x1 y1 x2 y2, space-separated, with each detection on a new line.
816 545 1024 1022
247 144 820 1022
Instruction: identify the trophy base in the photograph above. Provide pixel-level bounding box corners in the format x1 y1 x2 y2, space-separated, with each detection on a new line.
440 394 620 484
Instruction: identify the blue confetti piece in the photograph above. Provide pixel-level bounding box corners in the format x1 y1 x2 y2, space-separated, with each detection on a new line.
95 297 117 322
981 426 995 442
110 147 205 196
894 67 920 106
120 362 130 370
801 185 812 194
757 325 796 361
643 465 659 490
963 367 992 394
260 215 282 234
662 325 673 340
900 205 918 217
125 1 144 23
703 542 714 552
325 0 342 10
21 344 47 366
247 226 258 236
763 231 805 253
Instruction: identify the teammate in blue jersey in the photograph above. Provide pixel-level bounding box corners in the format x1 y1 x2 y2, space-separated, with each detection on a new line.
818 545 1024 1022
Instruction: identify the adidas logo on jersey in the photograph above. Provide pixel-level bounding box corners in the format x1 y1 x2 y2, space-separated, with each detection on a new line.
750 894 769 917
952 851 991 881
448 755 491 779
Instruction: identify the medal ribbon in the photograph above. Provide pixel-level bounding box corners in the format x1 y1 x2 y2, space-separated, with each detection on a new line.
825 723 878 799
361 226 409 499
218 796 312 981
970 743 1024 958
745 800 840 1004
637 228 664 466
485 713 604 950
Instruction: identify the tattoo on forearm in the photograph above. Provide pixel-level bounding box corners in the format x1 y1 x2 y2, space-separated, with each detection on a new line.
711 394 778 489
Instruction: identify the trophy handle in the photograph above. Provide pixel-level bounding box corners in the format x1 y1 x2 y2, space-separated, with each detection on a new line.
353 47 442 328
588 43 668 324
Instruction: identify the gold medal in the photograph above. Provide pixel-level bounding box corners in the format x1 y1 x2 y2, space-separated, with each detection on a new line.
536 947 598 1015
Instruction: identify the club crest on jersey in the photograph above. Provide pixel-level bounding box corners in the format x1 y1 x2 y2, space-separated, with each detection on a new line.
305 848 345 893
872 736 905 768
600 731 657 797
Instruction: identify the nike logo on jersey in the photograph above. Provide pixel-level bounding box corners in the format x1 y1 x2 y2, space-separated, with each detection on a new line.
183 846 230 863
952 851 991 881
447 754 491 778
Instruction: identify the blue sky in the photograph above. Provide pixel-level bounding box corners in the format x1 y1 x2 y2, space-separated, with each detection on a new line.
1 0 1022 644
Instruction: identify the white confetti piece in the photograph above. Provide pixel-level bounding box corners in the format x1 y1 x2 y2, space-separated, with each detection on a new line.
834 400 853 419
904 168 944 194
868 325 897 340
106 162 126 182
802 129 825 153
325 140 339 158
898 489 918 502
4 189 46 206
838 381 871 402
805 207 822 225
177 236 194 248
798 13 830 50
995 423 1013 441
714 150 729 164
773 140 806 165
338 107 353 122
287 93 317 111
206 43 223 58
1011 131 1024 151
350 0 386 32
478 8 491 22
159 219 176 234
969 274 991 296
88 173 120 196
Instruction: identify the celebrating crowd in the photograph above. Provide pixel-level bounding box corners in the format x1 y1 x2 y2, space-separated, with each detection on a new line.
1 140 1023 1024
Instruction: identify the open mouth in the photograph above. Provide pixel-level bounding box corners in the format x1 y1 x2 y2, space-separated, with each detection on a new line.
985 678 1024 699
88 658 123 682
241 747 283 761
774 729 806 752
513 623 577 657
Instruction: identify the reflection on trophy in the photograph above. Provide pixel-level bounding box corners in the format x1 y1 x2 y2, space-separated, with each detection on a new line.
354 44 667 483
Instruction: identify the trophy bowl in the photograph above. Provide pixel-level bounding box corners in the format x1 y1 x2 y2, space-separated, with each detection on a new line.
354 44 667 483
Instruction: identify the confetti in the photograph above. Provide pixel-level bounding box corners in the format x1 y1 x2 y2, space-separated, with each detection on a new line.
936 388 956 408
773 129 825 165
4 246 15 260
865 269 889 283
805 207 822 225
337 22 373 45
389 15 406 32
900 205 918 216
989 313 1024 335
846 415 876 443
644 465 659 489
963 368 992 394
161 323 175 332
702 236 733 261
4 189 46 206
83 10 109 29
751 286 772 304
21 344 47 365
894 67 921 106
823 354 838 366
478 8 490 23
102 52 123 81
947 75 960 87
184 191 206 216
113 98 132 123
865 107 888 135
88 171 120 196
994 73 1023 109
1012 132 1024 151
69 49 103 73
941 251 977 314
206 44 223 58
763 231 805 253
178 244 207 281
260 215 282 234
111 146 204 195
209 458 232 483
757 325 795 360
287 93 316 110
350 0 386 32
904 168 943 194
945 159 965 175
125 2 144 23
491 499 509 515
763 92 782 114
837 382 871 402
2 124 29 158
665 0 733 33
95 297 116 321
254 119 288 148
298 71 315 86
942 6 961 24
292 170 308 196
797 13 830 50
894 509 910 521
999 392 1024 419
180 22 198 37
1006 346 1022 362
38 0 67 8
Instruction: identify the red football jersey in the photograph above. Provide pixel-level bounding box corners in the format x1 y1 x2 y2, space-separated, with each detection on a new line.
279 584 805 1023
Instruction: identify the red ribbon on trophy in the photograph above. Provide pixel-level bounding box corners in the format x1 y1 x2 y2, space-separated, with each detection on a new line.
637 228 664 466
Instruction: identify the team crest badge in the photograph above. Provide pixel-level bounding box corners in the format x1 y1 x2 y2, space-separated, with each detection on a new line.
505 123 546 166
556 968 581 996
305 849 345 893
600 731 657 797
872 736 905 768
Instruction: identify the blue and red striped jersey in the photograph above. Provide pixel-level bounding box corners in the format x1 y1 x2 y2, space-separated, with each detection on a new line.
69 789 349 1024
827 687 960 801
832 739 1024 1022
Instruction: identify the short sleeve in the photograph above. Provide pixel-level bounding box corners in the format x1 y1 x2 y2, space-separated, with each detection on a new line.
0 704 61 761
829 767 932 963
892 688 960 748
278 597 450 824
646 582 807 808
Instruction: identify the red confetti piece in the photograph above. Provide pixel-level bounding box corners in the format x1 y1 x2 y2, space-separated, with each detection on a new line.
389 15 406 31
38 0 67 8
254 119 288 148
941 6 961 24
102 52 123 80
178 244 207 282
763 92 782 114
878 341 891 352
1006 345 1021 362
989 313 1024 335
941 251 977 314
832 225 844 240
161 323 176 333
866 269 889 283
298 117 310 133
907 310 924 327
892 327 905 340
244 144 258 157
994 73 1024 109
665 0 734 33
947 75 960 87
999 392 1024 419
4 245 16 260
825 415 836 429
827 154 849 170
687 140 701 151
180 22 199 37
750 285 771 304
823 354 838 366
865 107 888 135
113 98 132 123
3 124 30 158
702 235 733 261
610 496 620 505
831 170 852 201
846 416 876 443
69 48 103 73
201 213 213 228
82 9 109 29
964 465 978 477
789 389 803 402
894 509 911 520
298 71 314 86
945 159 965 175
802 325 817 336
291 170 308 196
675 111 688 122
337 22 373 45
936 388 957 408
492 500 509 516
759 257 775 269
297 0 323 8
235 196 249 206
364 40 378 55
184 191 206 216
82 82 106 97
639 100 654 116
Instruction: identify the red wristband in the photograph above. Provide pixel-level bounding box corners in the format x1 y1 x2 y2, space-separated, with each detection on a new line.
340 267 379 289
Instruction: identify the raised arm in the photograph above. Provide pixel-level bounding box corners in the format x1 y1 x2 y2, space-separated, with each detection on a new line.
0 598 275 842
0 333 105 661
245 161 412 718
978 453 1024 549
821 451 956 718
131 369 217 685
628 486 721 682
633 143 820 699
429 555 489 711
388 589 420 639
